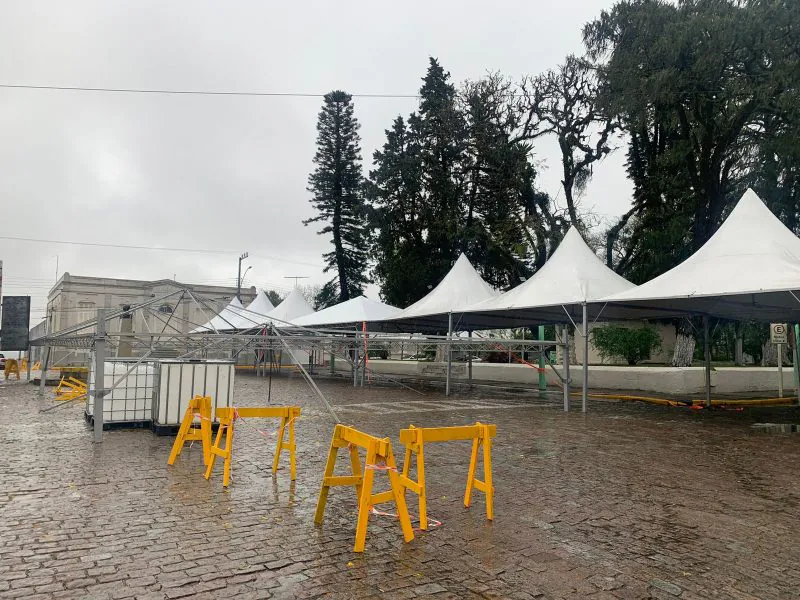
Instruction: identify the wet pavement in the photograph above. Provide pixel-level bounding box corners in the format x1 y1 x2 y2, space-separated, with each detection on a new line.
1 374 799 599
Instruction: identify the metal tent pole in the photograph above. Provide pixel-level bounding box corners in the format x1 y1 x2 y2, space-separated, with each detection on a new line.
353 327 359 388
563 325 570 412
468 330 473 383
582 303 589 413
538 325 546 392
446 312 453 397
38 346 50 395
93 309 108 443
26 346 33 381
703 315 711 408
794 324 800 406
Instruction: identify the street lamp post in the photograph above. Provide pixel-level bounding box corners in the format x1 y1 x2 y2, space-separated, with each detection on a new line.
237 252 249 300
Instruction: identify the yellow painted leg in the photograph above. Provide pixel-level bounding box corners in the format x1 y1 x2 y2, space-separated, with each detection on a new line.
314 425 341 524
417 441 427 530
272 417 287 475
288 416 297 480
222 420 235 488
482 427 494 520
200 416 212 466
464 436 480 508
348 443 363 500
353 442 377 553
204 422 225 480
386 447 414 543
167 407 194 465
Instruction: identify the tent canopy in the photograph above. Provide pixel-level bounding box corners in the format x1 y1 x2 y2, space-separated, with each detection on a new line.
264 288 315 326
380 253 498 332
191 297 246 333
598 189 800 322
291 295 400 329
225 290 275 330
458 226 636 329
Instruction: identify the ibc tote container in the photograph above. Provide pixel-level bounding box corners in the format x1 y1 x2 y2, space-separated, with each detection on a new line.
85 358 157 425
152 359 234 433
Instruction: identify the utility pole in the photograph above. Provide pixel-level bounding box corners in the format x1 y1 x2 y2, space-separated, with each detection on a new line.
237 252 249 300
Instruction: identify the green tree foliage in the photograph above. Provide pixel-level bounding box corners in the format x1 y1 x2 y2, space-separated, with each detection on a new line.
265 290 284 307
305 90 370 303
586 0 800 282
592 325 662 365
368 59 560 306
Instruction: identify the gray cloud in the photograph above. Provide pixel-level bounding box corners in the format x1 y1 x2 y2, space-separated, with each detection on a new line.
0 0 630 322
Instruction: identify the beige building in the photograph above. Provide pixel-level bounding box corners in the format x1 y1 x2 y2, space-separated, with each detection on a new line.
33 274 255 362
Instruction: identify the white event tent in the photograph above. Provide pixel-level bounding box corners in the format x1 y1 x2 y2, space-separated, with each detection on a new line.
263 288 315 326
381 253 498 332
597 189 800 406
599 189 800 322
291 295 400 330
225 290 275 331
460 226 637 410
191 297 246 333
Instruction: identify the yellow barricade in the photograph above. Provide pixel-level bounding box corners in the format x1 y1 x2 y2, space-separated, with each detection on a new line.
55 377 88 401
168 395 213 467
33 361 41 371
204 406 300 488
399 422 496 530
4 359 20 380
315 424 415 553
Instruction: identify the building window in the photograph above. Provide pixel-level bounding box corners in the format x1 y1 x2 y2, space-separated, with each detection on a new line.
158 304 173 314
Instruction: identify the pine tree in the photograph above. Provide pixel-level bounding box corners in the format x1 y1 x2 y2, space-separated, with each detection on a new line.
304 91 370 303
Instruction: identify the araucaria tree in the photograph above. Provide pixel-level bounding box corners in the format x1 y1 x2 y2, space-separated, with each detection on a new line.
305 91 370 305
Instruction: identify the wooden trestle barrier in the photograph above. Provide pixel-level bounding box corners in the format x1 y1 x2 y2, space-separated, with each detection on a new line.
203 406 301 487
399 422 496 530
167 395 213 466
315 424 415 553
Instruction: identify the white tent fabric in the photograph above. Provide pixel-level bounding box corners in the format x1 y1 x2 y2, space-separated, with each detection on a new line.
381 253 498 331
224 290 275 330
460 226 636 328
599 189 800 322
190 297 245 333
291 296 400 329
263 288 315 326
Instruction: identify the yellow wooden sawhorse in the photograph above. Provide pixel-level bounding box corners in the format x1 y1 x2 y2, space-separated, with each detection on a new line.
399 422 496 530
167 395 214 466
55 377 88 401
315 424 415 552
204 406 300 487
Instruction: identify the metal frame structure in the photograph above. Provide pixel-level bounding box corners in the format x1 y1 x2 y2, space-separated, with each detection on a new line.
29 287 568 443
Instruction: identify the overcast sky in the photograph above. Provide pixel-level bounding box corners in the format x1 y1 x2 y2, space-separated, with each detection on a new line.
0 0 631 323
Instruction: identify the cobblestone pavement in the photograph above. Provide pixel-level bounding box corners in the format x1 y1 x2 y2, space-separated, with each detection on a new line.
1 374 799 599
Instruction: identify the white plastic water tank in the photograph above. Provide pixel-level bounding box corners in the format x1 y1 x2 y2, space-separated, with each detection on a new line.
86 359 157 423
153 360 234 428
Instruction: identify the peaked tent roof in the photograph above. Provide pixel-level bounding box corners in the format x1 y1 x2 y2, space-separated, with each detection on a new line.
380 253 498 332
598 189 800 322
459 226 636 328
291 296 401 329
223 290 275 330
264 288 315 326
191 297 245 333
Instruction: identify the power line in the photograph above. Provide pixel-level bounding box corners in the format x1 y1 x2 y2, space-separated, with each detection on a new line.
0 83 420 99
0 234 322 268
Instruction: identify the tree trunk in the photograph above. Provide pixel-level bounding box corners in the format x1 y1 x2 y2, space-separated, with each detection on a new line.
761 342 789 367
734 321 744 366
671 320 695 367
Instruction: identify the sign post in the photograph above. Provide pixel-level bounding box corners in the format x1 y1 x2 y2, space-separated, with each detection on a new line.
770 323 788 398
